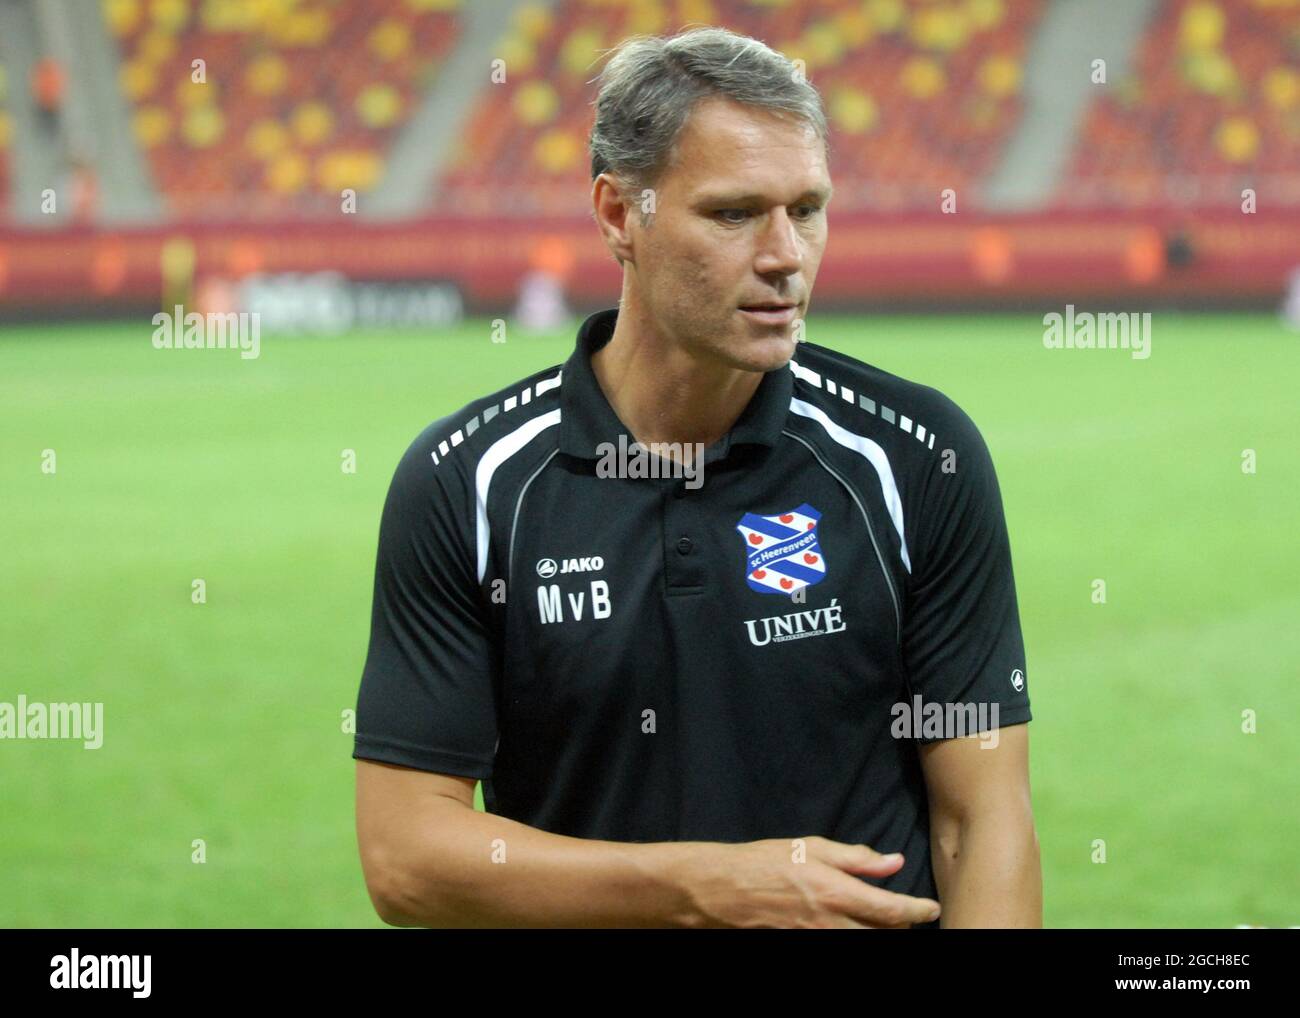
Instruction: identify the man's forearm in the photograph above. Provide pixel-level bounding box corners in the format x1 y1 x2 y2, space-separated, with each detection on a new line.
375 800 706 928
930 814 1042 928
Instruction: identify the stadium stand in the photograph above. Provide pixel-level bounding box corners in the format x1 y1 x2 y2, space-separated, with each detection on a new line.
0 61 9 217
106 0 463 218
4 0 1300 310
1061 0 1300 208
432 0 1046 215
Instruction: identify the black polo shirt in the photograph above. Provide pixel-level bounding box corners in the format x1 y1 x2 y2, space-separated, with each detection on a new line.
354 307 1031 912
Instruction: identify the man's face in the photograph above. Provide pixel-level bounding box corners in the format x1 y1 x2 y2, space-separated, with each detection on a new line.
617 96 831 373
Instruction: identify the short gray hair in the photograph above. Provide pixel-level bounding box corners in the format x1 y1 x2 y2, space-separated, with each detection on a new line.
589 27 828 191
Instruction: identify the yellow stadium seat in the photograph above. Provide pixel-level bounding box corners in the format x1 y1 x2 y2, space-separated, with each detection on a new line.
266 151 309 194
900 56 948 99
175 77 218 111
627 1 668 38
560 28 604 76
678 0 716 26
830 88 879 134
802 22 847 70
150 0 189 33
316 150 383 192
1182 48 1239 96
245 54 289 96
182 105 225 148
133 106 171 147
865 0 906 34
979 54 1022 98
909 6 972 53
1262 66 1300 110
534 129 580 174
965 0 1006 31
833 8 876 48
498 35 539 74
245 119 290 160
120 61 157 101
513 3 552 40
291 101 335 145
139 30 178 64
276 8 332 47
513 81 559 126
357 85 404 129
369 20 412 61
1179 2 1226 51
103 0 142 38
1215 116 1260 162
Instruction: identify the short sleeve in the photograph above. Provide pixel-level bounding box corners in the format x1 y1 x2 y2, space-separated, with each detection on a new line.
353 422 498 777
900 401 1031 742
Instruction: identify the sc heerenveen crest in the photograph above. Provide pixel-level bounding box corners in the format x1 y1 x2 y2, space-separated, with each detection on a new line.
736 503 827 595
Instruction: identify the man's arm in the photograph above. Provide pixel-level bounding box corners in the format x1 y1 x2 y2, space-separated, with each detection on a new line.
918 723 1042 928
356 760 701 928
356 759 944 929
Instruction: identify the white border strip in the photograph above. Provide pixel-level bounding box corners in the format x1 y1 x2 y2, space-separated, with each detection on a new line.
475 409 562 581
789 398 911 573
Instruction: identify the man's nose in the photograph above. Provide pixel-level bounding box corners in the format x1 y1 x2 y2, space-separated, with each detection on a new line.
754 207 803 277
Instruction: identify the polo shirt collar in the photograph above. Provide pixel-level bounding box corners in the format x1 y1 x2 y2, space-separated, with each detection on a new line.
558 307 793 461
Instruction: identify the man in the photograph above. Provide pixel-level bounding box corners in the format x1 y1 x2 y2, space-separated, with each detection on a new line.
354 27 1041 928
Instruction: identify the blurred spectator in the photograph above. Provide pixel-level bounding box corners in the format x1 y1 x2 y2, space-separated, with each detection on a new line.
69 156 100 225
31 56 66 131
1282 267 1300 331
514 236 574 331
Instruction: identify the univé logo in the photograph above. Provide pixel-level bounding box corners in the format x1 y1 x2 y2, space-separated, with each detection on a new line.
536 556 603 578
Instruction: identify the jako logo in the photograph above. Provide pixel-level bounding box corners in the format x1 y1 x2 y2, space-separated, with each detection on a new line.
537 557 603 577
50 949 151 998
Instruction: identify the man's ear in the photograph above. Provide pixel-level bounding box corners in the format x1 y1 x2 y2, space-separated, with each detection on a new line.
592 173 635 266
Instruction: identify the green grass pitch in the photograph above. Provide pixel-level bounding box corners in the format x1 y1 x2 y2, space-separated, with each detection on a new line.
1 311 1297 927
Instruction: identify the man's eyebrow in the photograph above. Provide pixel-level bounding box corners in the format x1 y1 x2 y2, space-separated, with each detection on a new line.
696 186 833 206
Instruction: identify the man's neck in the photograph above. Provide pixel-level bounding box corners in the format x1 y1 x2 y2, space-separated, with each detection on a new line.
590 302 764 453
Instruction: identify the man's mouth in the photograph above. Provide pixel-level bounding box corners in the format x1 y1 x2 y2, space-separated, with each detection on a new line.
739 302 798 324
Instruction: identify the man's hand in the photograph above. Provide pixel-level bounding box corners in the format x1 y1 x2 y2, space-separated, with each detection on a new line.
674 836 941 929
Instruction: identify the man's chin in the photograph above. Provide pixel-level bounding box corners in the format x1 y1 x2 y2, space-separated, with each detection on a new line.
727 328 799 373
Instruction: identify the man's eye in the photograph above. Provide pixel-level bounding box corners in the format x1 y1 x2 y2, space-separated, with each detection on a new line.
715 206 820 223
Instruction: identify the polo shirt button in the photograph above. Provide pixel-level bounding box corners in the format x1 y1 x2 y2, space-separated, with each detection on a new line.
676 537 693 555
